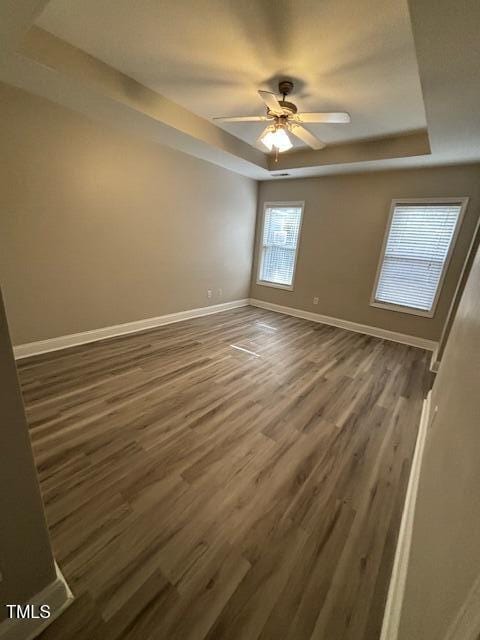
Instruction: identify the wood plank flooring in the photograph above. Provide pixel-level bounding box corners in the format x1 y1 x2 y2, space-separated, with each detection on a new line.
17 306 431 640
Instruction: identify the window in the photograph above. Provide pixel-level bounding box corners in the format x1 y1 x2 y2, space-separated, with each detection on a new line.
371 198 468 317
257 202 304 290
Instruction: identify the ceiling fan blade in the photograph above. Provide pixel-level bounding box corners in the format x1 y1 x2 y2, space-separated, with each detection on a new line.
258 90 284 115
213 115 269 122
290 124 326 150
296 112 351 124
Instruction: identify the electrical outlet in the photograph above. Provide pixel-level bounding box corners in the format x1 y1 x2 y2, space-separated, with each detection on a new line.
217 288 223 297
207 289 213 299
313 296 319 305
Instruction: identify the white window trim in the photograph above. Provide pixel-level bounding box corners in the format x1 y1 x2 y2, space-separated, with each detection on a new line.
370 197 469 318
256 201 305 291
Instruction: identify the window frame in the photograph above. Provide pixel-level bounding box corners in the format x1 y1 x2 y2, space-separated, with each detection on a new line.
256 201 305 291
370 197 469 318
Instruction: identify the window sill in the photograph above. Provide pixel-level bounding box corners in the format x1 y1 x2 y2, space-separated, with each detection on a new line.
256 280 294 292
370 300 435 318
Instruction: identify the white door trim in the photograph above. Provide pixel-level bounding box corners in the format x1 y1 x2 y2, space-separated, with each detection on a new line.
380 392 431 640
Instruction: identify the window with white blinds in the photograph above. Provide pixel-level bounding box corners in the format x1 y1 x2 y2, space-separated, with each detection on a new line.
258 203 304 289
372 199 466 316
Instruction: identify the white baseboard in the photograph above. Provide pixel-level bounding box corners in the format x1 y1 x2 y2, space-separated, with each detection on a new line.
380 391 431 640
249 299 437 351
0 563 73 640
14 297 436 360
430 346 440 373
14 299 250 359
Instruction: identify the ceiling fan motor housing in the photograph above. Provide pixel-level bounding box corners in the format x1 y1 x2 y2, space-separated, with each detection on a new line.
267 103 297 117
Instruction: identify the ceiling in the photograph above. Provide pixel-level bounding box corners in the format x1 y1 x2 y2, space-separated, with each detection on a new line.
36 0 426 151
0 0 479 179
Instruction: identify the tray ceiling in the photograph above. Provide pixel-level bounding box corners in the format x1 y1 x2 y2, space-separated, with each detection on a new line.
36 0 426 150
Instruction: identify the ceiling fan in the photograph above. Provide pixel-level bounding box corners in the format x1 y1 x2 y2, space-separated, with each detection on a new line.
213 80 351 158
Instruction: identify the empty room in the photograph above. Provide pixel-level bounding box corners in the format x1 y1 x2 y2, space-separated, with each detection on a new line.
1 1 480 640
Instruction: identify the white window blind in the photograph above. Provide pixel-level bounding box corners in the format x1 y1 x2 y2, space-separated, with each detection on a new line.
258 204 303 288
373 201 464 315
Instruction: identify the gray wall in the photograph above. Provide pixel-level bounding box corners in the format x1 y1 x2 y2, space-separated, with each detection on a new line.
0 82 257 345
251 166 480 340
398 241 480 639
0 288 56 620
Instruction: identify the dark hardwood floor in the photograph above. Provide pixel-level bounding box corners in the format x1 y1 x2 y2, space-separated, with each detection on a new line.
17 306 431 640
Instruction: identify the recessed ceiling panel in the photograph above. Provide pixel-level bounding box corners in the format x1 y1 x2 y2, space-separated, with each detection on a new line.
36 0 426 150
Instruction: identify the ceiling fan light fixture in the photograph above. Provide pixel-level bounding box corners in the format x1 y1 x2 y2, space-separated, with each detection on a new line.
260 125 293 153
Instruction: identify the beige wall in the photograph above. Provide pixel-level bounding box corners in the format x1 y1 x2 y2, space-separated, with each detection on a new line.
398 242 480 639
250 166 480 340
0 83 257 345
0 288 56 620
